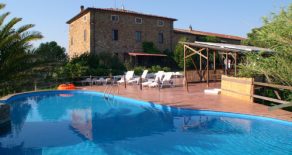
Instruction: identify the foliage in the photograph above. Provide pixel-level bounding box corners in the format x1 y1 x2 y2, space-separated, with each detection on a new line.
132 65 171 75
148 65 170 73
201 36 221 43
173 37 192 69
239 3 292 108
0 3 43 82
54 62 87 80
61 52 126 78
133 66 145 75
142 42 160 54
239 4 292 87
35 41 67 63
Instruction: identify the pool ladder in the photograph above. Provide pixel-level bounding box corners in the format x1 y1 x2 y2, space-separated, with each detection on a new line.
103 84 118 101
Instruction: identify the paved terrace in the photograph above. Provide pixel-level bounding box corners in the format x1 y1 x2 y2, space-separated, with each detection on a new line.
82 82 292 122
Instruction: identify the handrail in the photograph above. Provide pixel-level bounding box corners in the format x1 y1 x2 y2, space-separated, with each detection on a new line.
253 82 292 111
254 82 292 91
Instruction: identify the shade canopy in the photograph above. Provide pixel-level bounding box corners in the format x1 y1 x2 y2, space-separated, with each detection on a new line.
180 41 273 54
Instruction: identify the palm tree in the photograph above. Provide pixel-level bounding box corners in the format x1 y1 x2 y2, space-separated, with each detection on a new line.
0 3 42 94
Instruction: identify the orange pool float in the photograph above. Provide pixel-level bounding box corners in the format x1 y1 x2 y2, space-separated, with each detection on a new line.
57 83 76 90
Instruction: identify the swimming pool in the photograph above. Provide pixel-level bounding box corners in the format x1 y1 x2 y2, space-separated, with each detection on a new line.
0 90 291 155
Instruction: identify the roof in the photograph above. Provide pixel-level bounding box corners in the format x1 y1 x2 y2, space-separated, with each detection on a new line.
181 41 273 53
128 52 167 57
174 28 246 41
67 7 177 24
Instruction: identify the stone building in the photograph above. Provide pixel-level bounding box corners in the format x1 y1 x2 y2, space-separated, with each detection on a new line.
67 6 245 60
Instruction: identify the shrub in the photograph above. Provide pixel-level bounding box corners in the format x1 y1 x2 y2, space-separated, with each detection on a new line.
142 42 160 54
133 66 145 75
148 65 170 73
60 52 126 77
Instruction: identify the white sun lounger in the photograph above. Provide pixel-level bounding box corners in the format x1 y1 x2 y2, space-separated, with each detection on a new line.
81 78 92 85
142 71 164 87
149 72 173 88
93 77 107 85
160 72 174 88
128 70 148 84
117 71 134 84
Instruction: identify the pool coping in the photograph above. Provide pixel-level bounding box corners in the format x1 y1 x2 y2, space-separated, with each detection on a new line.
2 90 292 125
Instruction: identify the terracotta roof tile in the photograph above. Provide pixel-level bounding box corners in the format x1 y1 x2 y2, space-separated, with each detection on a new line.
67 7 177 24
174 28 246 41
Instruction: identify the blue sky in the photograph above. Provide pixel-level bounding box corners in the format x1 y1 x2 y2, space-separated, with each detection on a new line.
1 0 291 51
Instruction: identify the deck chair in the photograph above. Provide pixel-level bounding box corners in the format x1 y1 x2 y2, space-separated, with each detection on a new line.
160 72 174 88
117 71 134 84
128 70 148 84
93 77 106 85
81 78 92 85
149 72 173 88
142 71 164 87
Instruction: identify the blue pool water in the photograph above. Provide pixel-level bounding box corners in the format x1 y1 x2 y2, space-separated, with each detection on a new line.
0 91 291 155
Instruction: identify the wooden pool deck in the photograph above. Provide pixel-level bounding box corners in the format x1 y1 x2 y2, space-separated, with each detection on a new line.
82 82 292 122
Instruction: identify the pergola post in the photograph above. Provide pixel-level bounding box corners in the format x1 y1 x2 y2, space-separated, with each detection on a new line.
183 45 188 92
235 52 237 76
225 52 228 75
207 48 209 87
213 51 216 71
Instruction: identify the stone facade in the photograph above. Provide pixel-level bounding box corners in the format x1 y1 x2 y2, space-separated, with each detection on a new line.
68 8 175 59
68 12 91 58
67 7 245 59
90 11 174 58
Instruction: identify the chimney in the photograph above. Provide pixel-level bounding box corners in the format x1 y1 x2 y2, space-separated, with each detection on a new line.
189 25 193 31
80 5 85 12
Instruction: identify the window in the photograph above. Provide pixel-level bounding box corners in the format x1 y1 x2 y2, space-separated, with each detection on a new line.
157 20 164 27
158 32 164 44
111 15 119 22
71 36 73 45
83 15 87 22
135 17 142 24
135 31 142 42
112 29 119 41
83 29 87 42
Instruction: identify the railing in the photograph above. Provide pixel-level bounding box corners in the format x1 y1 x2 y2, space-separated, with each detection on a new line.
0 75 123 97
253 82 292 110
220 75 292 111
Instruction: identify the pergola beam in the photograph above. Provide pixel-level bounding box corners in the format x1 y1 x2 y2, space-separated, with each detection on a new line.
184 45 207 59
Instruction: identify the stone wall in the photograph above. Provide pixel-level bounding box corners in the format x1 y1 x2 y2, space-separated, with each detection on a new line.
172 31 197 49
68 12 91 58
91 11 174 58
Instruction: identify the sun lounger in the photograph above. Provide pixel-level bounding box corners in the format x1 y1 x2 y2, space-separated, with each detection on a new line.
142 71 164 87
128 70 148 84
160 72 174 88
93 77 107 85
149 72 173 88
81 78 92 85
117 71 134 84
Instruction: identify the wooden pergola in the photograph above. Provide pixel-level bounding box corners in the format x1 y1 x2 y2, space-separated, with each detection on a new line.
181 41 272 91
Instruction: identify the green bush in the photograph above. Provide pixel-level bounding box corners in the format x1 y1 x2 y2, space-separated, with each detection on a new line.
56 52 126 78
133 66 145 75
148 65 170 73
142 42 160 54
